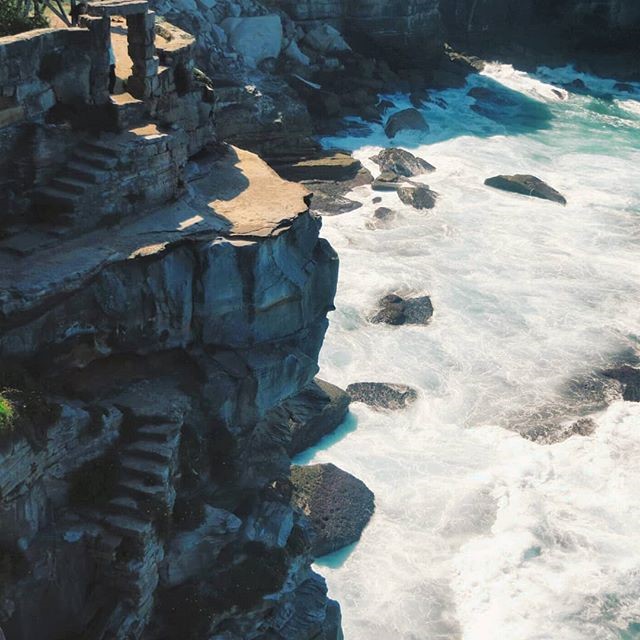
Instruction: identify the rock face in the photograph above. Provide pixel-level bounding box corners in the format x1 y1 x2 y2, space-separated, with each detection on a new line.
291 463 375 556
371 294 435 325
268 379 351 456
385 108 430 139
220 15 283 67
441 0 640 54
371 148 436 177
485 174 567 204
346 382 419 411
272 0 444 66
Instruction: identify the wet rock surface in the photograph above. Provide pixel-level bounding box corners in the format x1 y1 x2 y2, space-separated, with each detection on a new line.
602 365 640 402
268 379 350 456
366 207 397 230
384 108 430 139
371 148 436 177
485 174 567 205
346 382 419 411
397 184 438 209
371 293 434 325
291 463 375 556
523 417 598 444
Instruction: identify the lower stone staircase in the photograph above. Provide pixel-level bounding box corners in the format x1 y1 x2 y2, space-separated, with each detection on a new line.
32 140 119 224
87 419 183 639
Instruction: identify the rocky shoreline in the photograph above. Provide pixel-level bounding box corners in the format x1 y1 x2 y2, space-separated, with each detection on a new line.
0 1 639 638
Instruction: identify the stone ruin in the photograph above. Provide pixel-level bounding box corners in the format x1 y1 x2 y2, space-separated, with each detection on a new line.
0 0 216 250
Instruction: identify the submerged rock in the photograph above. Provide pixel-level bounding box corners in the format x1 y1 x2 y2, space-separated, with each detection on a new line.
346 382 418 411
366 207 396 230
397 184 438 209
269 379 350 456
371 293 434 325
523 417 598 444
602 365 640 401
384 108 429 139
371 148 436 177
291 463 374 556
485 174 567 205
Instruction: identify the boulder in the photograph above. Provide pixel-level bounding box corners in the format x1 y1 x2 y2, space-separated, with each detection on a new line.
346 382 418 411
371 148 435 177
484 175 567 205
384 108 429 139
270 379 350 456
370 293 434 325
285 40 310 66
221 15 283 68
602 365 640 401
304 25 351 55
397 184 438 209
291 463 374 556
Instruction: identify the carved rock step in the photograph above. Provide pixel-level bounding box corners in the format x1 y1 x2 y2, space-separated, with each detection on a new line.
120 455 170 483
124 440 175 463
102 513 155 540
136 422 181 444
72 148 118 170
66 161 108 184
50 176 90 195
32 186 77 214
107 495 155 521
117 476 166 502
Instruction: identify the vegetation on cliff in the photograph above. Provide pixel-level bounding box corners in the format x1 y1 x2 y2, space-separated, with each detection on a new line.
0 0 48 37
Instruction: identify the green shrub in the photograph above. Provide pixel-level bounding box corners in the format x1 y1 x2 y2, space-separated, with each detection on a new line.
0 394 15 433
0 0 49 37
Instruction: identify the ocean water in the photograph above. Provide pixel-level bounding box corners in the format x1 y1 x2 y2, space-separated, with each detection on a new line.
300 64 640 639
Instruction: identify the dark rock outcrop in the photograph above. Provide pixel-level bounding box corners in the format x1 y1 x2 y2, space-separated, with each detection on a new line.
397 184 439 209
346 382 419 411
485 174 567 205
268 379 351 456
371 293 434 325
371 148 436 177
603 365 640 401
384 108 430 139
291 463 375 556
523 417 598 444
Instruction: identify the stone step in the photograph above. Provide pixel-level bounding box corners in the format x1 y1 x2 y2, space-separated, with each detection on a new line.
72 148 118 170
102 513 154 540
79 140 120 159
50 176 89 195
124 440 175 463
33 186 77 212
118 477 166 502
66 161 105 184
137 422 181 444
107 495 145 519
120 455 169 484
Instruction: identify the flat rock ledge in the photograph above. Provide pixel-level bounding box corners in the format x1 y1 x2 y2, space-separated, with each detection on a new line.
346 382 418 411
370 293 434 325
485 174 567 205
291 463 375 557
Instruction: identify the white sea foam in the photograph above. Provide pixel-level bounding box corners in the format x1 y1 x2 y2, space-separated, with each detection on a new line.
303 64 640 639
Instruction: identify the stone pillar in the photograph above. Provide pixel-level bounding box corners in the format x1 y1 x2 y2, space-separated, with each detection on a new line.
79 15 111 104
126 10 159 99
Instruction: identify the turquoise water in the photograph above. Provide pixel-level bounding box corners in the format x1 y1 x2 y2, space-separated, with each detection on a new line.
306 64 640 639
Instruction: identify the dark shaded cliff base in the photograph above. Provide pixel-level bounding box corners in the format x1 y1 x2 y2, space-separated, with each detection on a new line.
291 463 375 556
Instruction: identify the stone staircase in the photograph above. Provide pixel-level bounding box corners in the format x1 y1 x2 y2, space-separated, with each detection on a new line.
110 92 148 132
87 419 182 639
32 140 120 224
